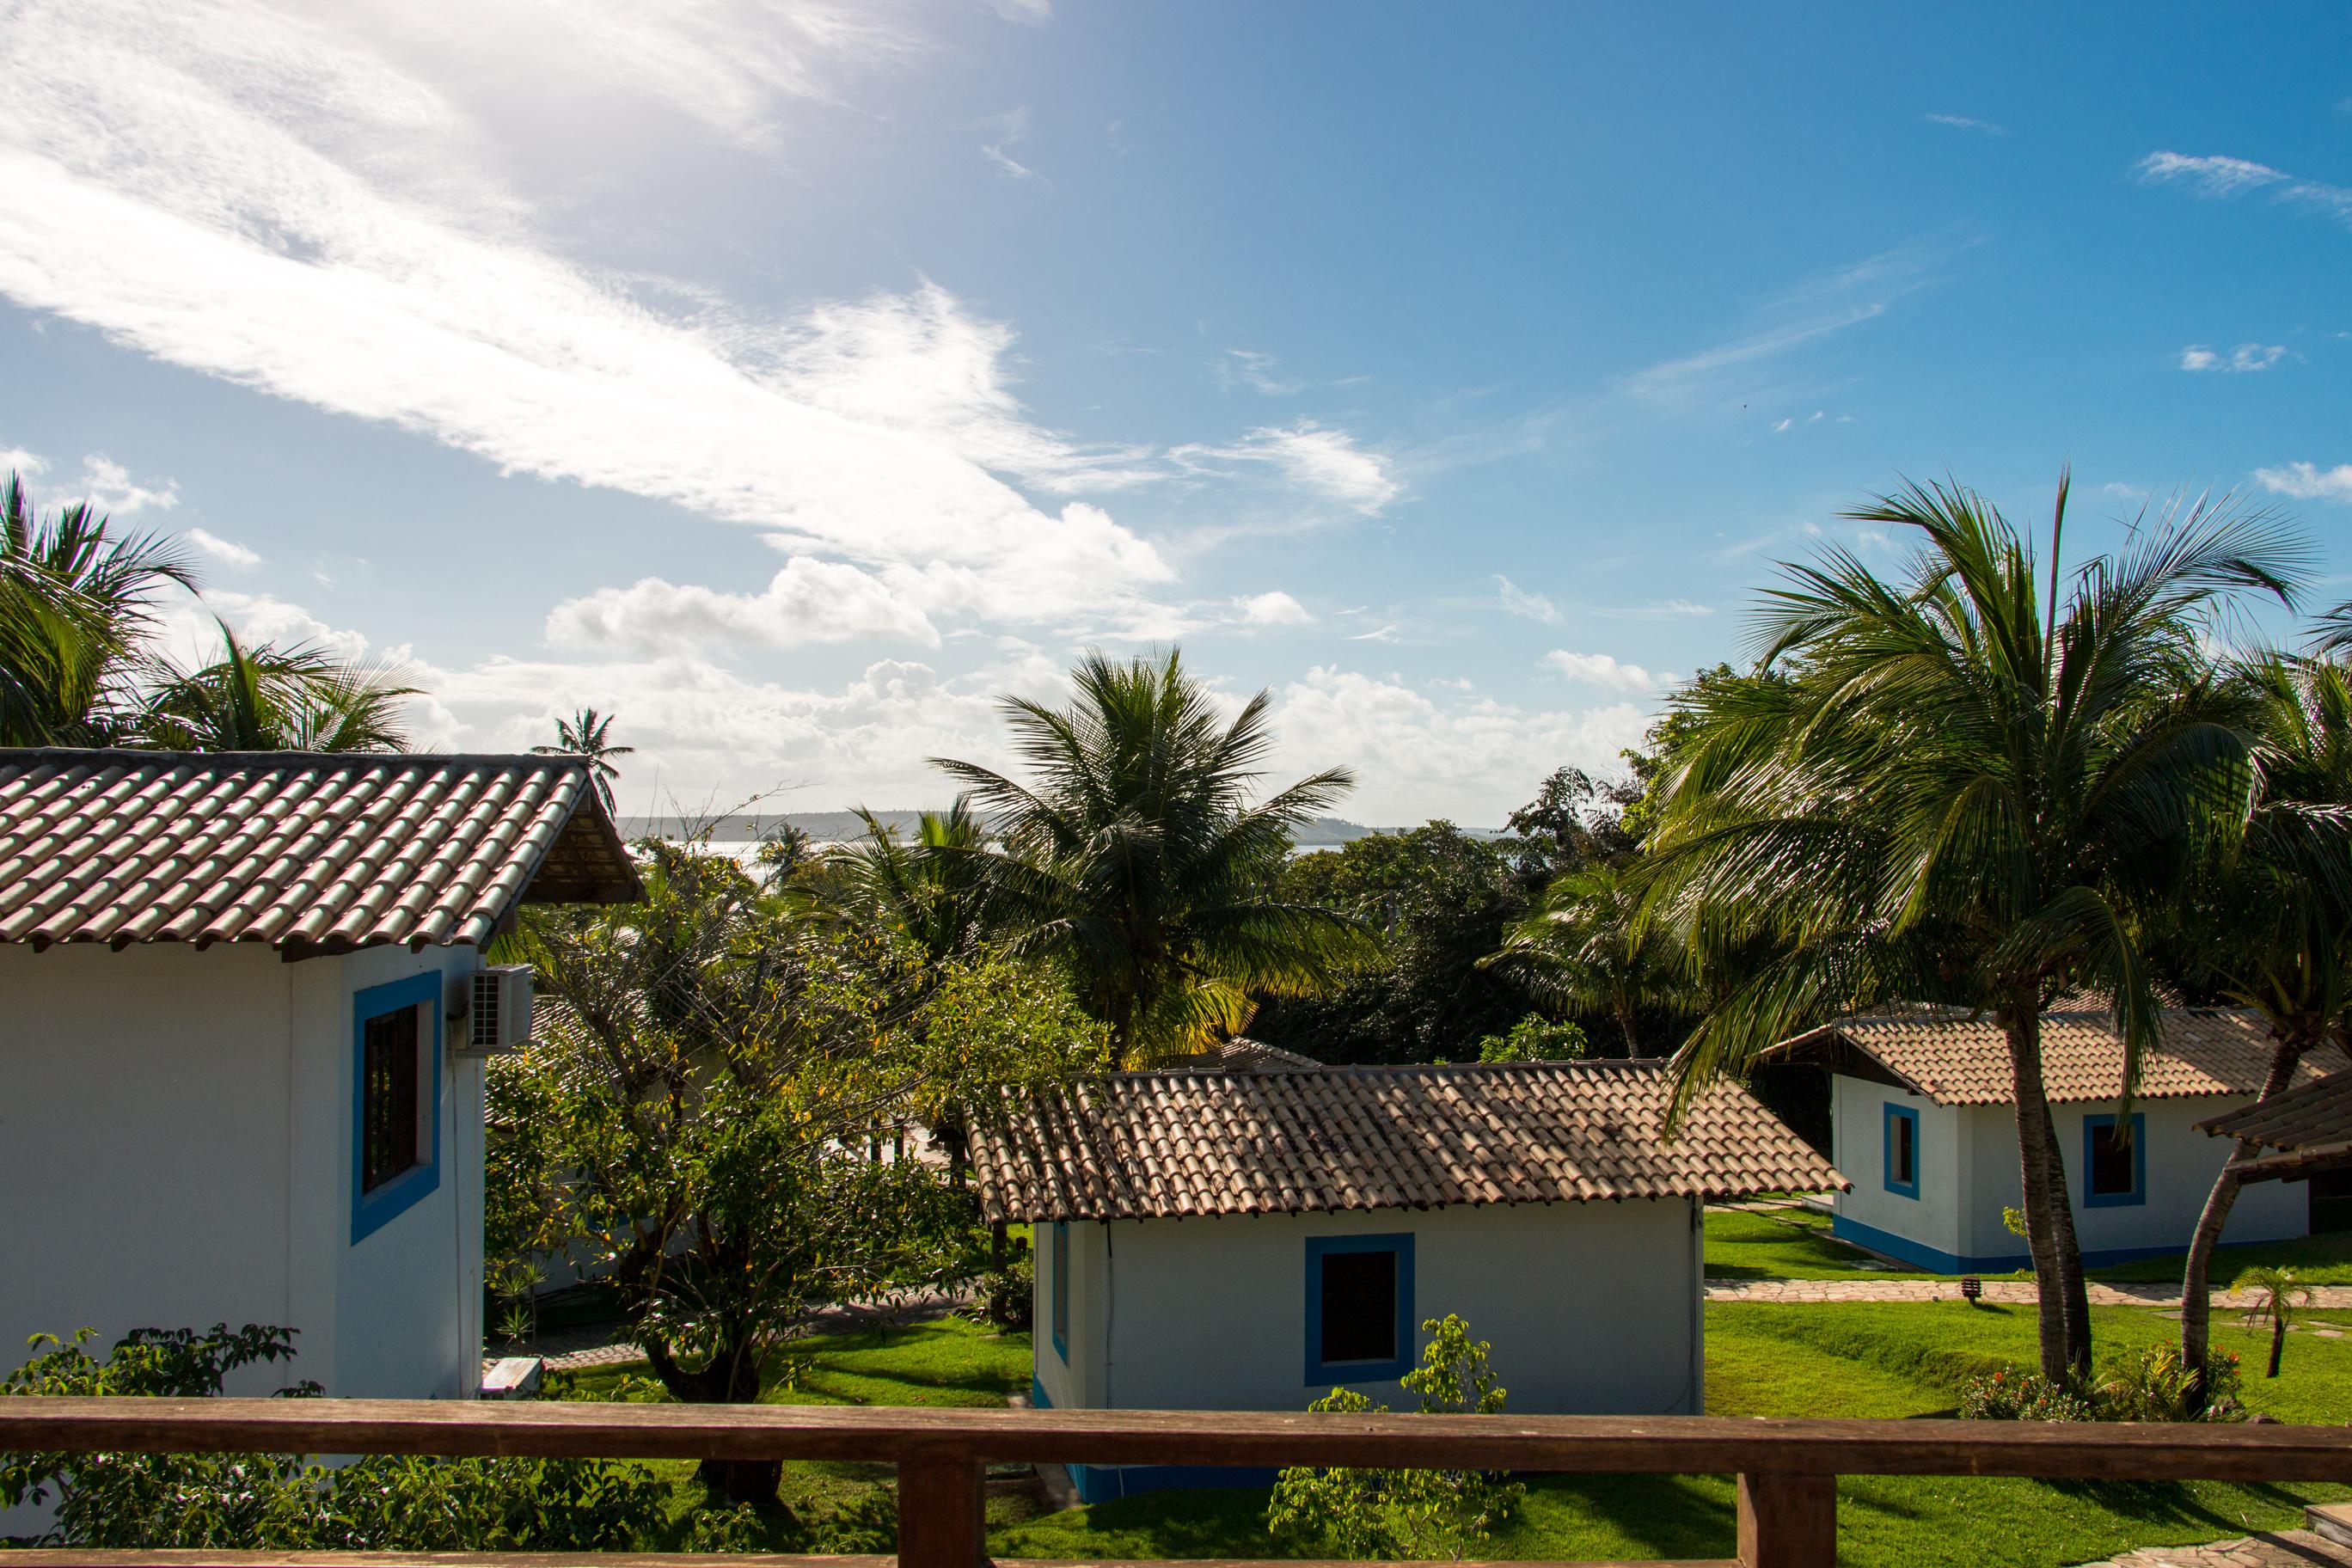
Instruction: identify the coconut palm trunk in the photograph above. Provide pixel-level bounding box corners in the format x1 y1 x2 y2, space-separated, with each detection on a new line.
2182 1034 2306 1395
2002 1001 2093 1376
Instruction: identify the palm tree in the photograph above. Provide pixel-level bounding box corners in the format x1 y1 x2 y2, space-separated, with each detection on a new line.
1485 863 1692 1055
2174 653 2352 1390
1641 474 2306 1381
933 649 1370 1062
141 620 417 752
0 470 197 744
2240 1266 2314 1378
815 801 998 967
531 707 633 811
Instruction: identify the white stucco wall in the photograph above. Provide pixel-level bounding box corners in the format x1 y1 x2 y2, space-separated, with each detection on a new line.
1828 1072 2308 1269
0 941 483 1404
1033 1197 1705 1418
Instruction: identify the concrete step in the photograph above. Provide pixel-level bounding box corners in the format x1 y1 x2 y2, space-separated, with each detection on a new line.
2308 1502 2352 1549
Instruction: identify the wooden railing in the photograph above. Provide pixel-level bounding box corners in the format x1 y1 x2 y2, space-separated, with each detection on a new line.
7 1397 2352 1568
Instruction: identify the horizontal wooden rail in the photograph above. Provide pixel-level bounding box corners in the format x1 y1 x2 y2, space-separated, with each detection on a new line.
9 1398 2352 1568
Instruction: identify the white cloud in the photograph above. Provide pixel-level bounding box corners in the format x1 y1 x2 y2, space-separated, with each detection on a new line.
1925 113 2006 135
2136 151 2352 230
0 447 48 479
977 104 1047 185
2180 342 2288 373
987 0 1052 23
547 556 942 653
1231 590 1314 627
2135 151 2289 199
1542 649 1672 694
1494 574 1560 623
1173 420 1401 514
2255 462 2352 503
1771 417 1792 432
0 2 1179 636
73 453 177 514
1347 623 1401 643
184 526 260 567
1270 666 1651 825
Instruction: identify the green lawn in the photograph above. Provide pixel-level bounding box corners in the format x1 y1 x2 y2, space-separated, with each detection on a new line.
989 1301 2352 1566
1703 1204 1943 1279
2091 1229 2352 1287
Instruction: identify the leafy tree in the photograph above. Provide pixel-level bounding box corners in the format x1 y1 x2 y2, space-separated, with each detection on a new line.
1642 474 2306 1380
0 470 197 745
1 1325 665 1549
499 844 970 1506
1485 863 1693 1056
933 649 1368 1061
1472 1013 1589 1062
1267 1314 1526 1561
1253 822 1532 1063
2170 654 2352 1393
141 620 417 751
1502 764 1638 885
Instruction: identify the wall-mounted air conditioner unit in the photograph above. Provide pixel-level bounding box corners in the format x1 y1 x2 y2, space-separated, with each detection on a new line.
458 965 533 1057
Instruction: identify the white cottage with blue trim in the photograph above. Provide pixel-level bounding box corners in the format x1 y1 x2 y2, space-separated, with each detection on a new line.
1767 1004 2347 1273
974 1059 1841 1503
0 748 639 1400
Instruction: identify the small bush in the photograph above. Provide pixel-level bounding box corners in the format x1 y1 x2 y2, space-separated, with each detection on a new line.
1960 1343 2244 1424
1 1325 667 1550
1474 1014 1589 1063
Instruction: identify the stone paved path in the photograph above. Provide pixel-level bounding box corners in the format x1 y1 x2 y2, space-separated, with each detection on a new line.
487 1285 971 1373
1703 1278 2352 1308
2075 1529 2352 1567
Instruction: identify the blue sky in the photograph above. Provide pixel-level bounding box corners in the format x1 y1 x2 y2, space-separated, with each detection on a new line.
2 2 2347 824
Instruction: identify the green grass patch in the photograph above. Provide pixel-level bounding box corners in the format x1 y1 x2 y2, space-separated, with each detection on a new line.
993 1301 2352 1565
2092 1229 2352 1286
1703 1205 1941 1280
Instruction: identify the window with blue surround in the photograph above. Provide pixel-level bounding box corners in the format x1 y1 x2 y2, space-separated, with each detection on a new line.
1883 1103 1920 1199
1305 1234 1415 1384
2083 1112 2147 1208
1050 1221 1069 1362
352 971 442 1244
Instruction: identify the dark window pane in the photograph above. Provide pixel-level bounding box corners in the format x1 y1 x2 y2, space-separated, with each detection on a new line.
2089 1124 2135 1197
1320 1250 1397 1363
362 1006 420 1194
1890 1115 1914 1184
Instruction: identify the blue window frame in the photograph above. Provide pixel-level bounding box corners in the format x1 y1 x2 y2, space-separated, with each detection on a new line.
1883 1103 1920 1199
1050 1222 1069 1362
351 971 442 1244
2082 1112 2147 1208
1304 1234 1415 1384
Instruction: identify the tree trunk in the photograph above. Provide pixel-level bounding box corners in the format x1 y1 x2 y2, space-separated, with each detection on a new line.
2003 1004 2093 1381
2269 1315 2288 1379
643 1333 787 1507
987 1220 1011 1325
2184 1035 2304 1405
1615 1001 1644 1058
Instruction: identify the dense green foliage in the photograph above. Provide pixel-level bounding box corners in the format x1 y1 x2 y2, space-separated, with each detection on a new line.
1 1326 666 1550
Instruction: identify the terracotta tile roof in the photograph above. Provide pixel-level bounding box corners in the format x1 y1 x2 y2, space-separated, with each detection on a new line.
0 748 641 954
1160 1037 1321 1074
1771 1006 2348 1107
2198 1072 2352 1152
971 1061 1845 1223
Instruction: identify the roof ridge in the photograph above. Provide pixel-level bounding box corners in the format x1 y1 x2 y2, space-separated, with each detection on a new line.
0 747 591 770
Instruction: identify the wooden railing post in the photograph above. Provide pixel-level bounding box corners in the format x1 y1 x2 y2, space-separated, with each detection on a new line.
897 1449 988 1568
1737 1471 1835 1568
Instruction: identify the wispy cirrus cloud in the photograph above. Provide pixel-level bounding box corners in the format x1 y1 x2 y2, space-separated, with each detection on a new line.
2137 150 2352 229
1925 113 2006 135
2181 343 2289 373
1171 420 1402 514
1494 574 1560 623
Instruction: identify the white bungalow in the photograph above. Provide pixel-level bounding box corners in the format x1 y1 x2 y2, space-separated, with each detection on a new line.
0 748 639 1402
973 1059 1841 1503
1766 1005 2347 1272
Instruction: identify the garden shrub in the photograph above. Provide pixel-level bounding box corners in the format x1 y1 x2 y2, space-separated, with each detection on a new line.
1959 1343 2244 1424
1 1325 667 1550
